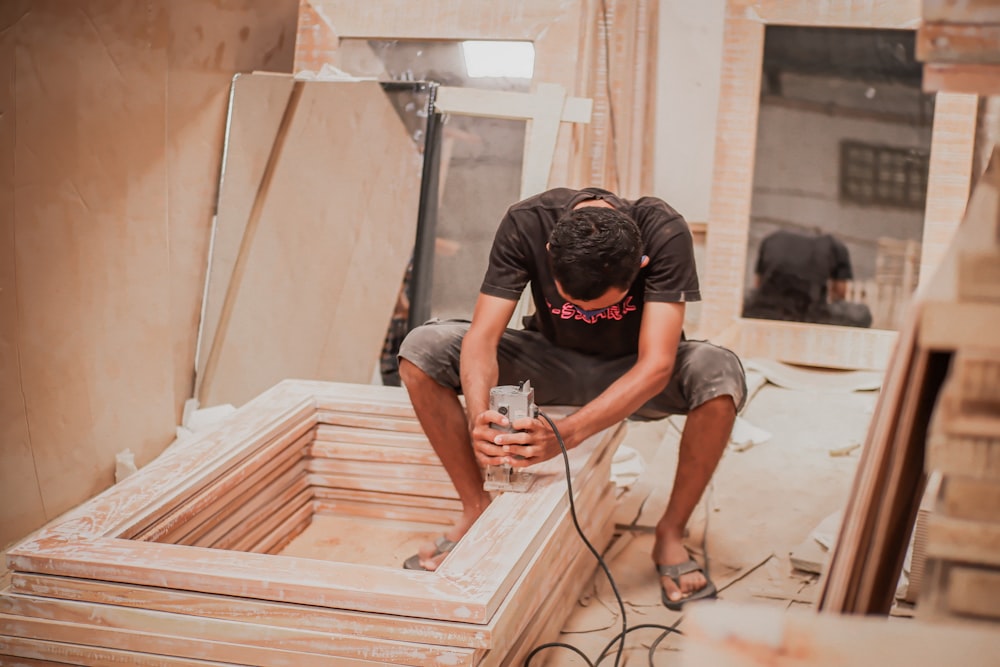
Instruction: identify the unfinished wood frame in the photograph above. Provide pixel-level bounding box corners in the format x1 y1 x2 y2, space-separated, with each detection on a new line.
700 0 978 370
294 0 658 197
2 379 624 663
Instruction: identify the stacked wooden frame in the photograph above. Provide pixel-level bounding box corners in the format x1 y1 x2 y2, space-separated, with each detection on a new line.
818 149 1000 614
0 380 625 665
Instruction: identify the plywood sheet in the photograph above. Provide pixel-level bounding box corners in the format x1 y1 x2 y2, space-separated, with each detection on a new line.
198 79 423 408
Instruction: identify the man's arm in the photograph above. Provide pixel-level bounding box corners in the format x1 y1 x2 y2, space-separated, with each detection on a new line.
496 301 685 465
461 293 519 464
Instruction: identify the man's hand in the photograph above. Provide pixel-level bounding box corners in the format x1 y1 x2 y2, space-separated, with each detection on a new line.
470 409 565 468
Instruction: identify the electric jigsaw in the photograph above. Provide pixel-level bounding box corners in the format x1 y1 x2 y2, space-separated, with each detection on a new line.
483 381 536 493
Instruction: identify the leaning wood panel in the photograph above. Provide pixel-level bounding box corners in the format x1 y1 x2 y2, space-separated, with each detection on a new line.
198 79 423 408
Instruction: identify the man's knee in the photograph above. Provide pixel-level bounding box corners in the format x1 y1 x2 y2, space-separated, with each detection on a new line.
397 320 467 392
682 343 747 413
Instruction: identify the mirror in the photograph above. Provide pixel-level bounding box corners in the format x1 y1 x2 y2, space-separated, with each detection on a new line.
741 26 934 331
700 1 978 370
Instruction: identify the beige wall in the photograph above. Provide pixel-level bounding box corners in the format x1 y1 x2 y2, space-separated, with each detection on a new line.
1 0 298 550
654 0 726 223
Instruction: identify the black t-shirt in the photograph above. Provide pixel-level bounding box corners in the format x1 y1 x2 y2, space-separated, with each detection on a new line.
480 187 700 359
744 229 852 321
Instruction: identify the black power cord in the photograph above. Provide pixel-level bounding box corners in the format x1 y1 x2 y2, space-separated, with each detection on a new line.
523 410 687 667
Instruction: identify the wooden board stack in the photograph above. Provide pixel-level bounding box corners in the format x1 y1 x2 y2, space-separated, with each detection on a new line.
0 380 625 665
819 147 1000 614
920 331 1000 623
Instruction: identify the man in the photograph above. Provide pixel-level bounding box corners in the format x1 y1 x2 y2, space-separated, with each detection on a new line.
397 187 746 610
743 228 872 328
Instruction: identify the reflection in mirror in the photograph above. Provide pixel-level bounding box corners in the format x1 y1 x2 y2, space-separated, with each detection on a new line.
741 27 935 331
337 39 534 384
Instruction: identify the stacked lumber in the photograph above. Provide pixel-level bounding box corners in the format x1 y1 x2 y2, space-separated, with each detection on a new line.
819 148 1000 614
918 0 1000 94
919 340 1000 623
0 380 625 665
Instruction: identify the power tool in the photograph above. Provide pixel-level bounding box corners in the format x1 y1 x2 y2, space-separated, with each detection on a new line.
483 380 536 493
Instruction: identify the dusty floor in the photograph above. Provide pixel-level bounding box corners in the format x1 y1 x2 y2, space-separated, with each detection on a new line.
538 365 884 666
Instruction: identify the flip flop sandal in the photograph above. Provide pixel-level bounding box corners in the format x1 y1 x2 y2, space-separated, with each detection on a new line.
403 535 458 571
656 558 718 611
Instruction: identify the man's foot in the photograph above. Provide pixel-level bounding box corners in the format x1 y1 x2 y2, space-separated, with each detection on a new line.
653 534 714 608
403 535 458 571
404 504 489 571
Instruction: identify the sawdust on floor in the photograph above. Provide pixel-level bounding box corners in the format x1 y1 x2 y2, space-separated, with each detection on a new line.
541 380 879 666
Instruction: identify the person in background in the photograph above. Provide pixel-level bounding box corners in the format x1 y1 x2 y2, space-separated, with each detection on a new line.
742 228 873 328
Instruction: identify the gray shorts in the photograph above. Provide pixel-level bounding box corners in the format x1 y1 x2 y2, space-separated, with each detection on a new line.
398 320 747 418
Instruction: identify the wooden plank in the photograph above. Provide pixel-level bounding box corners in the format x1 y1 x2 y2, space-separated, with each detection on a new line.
485 485 617 667
311 487 463 512
928 429 1000 476
0 594 475 666
926 514 1000 566
947 564 1000 619
680 600 1000 666
917 22 1000 64
310 440 440 465
818 302 921 611
182 459 308 547
0 635 230 666
310 498 461 526
957 250 1000 301
10 573 493 650
315 411 424 434
134 421 315 542
306 458 452 482
0 613 389 667
313 425 430 448
216 482 312 552
923 63 1000 94
939 475 1000 522
922 0 1000 23
199 79 423 408
306 472 460 499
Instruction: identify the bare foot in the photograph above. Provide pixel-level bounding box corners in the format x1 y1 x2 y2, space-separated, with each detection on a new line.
653 531 708 605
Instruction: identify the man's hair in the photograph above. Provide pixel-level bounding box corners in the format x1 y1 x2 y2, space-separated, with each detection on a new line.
547 206 643 301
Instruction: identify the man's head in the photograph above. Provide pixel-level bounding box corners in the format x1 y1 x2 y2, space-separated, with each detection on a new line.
547 201 644 306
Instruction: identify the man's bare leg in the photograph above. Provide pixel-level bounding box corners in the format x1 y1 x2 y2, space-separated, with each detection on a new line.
399 359 493 570
653 394 736 604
